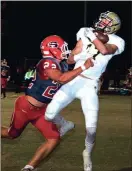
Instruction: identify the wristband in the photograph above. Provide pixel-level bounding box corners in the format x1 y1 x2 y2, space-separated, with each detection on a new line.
73 54 80 62
81 65 86 71
88 33 96 42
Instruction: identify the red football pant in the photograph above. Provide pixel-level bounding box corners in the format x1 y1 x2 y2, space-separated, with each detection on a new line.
8 95 60 139
1 77 7 88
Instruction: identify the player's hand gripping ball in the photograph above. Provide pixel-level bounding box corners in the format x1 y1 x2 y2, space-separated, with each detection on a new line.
93 30 109 44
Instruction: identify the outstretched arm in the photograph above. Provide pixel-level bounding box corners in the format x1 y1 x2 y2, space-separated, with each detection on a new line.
45 58 93 84
67 39 83 64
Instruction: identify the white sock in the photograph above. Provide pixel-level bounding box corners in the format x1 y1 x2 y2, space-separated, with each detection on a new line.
24 165 34 170
85 139 95 156
53 115 67 127
83 149 92 163
85 127 96 156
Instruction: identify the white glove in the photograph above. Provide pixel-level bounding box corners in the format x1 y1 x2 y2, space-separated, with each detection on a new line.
84 27 96 42
76 27 91 51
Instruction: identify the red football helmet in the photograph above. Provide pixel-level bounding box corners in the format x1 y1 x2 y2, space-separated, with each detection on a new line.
40 35 71 60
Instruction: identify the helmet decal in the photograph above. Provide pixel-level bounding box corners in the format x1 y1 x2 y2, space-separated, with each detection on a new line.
48 42 59 48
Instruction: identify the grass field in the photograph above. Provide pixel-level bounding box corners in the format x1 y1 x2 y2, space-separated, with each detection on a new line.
1 92 132 171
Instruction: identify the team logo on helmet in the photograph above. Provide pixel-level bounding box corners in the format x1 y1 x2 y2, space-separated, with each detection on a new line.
48 42 59 48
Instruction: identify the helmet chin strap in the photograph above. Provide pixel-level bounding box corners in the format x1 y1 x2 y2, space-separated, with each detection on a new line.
49 48 66 60
49 49 57 59
95 27 104 32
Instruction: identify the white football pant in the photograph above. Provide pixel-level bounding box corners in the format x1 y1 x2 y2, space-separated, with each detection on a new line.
45 75 99 129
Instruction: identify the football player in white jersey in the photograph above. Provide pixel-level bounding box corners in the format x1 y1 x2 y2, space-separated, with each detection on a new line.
45 11 125 171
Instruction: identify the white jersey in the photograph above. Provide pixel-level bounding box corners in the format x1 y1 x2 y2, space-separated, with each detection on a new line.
74 28 125 80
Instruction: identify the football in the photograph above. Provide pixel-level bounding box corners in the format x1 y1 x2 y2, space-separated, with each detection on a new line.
93 30 109 44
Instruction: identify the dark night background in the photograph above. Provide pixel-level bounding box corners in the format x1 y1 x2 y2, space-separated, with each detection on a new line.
1 1 131 74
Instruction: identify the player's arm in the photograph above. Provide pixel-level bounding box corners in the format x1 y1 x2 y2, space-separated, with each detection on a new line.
7 76 11 81
7 66 11 81
67 39 83 64
93 39 117 54
85 28 118 55
44 58 94 84
93 34 125 55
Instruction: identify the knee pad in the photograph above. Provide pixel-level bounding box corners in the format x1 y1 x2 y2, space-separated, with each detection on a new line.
85 127 97 144
45 100 61 121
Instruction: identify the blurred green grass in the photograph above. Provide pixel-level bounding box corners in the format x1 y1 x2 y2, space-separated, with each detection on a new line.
1 93 132 171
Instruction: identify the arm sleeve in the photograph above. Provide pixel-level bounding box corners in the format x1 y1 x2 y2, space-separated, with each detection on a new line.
76 28 86 41
108 35 125 55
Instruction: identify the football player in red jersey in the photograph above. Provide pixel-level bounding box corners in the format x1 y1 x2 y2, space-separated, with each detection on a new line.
1 35 94 171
